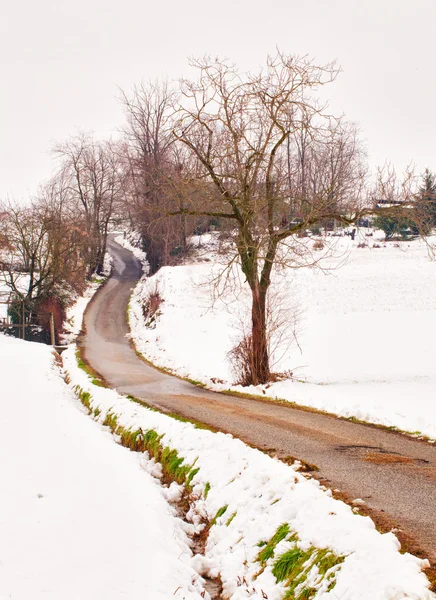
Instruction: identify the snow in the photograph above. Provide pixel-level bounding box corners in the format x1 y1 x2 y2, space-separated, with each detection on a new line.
62 340 435 599
128 232 436 440
0 335 206 599
2 229 434 599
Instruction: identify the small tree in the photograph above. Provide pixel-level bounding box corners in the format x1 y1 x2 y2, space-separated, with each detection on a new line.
0 191 87 306
373 215 409 239
418 168 436 227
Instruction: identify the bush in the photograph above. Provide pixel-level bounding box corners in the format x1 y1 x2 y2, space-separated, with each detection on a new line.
7 297 24 325
373 215 423 239
228 334 254 386
142 285 163 328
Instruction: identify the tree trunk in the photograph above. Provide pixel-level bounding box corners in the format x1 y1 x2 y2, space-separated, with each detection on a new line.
96 228 108 275
250 286 270 385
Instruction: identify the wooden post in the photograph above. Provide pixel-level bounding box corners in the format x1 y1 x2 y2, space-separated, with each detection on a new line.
49 312 56 346
21 300 25 340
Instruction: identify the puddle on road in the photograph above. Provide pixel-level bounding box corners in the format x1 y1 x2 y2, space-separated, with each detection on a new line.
335 444 430 466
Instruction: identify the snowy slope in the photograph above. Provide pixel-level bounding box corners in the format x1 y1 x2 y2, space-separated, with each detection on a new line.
128 233 436 440
0 335 206 600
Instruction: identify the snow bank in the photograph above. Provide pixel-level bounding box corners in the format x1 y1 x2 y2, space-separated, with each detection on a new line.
128 234 436 440
63 343 435 599
0 335 206 599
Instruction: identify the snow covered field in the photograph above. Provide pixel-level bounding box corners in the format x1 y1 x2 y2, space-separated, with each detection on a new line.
1 247 434 598
128 232 436 440
0 335 205 599
0 233 435 600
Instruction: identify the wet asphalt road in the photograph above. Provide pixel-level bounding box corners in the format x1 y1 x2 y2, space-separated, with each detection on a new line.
81 238 436 564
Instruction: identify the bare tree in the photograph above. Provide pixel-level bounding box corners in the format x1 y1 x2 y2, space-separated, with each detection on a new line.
0 185 87 305
120 81 178 271
171 52 371 385
120 81 208 272
54 134 122 276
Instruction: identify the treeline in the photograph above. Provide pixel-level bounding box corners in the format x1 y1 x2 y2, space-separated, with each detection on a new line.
1 51 434 379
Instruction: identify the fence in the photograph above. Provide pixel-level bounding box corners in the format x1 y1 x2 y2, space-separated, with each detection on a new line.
0 297 56 345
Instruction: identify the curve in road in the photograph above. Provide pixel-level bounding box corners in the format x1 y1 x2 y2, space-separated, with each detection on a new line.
81 238 436 566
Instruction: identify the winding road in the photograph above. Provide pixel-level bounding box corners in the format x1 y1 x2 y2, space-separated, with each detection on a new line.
81 238 436 567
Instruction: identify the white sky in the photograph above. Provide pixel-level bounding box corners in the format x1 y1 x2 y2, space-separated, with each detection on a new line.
1 0 435 200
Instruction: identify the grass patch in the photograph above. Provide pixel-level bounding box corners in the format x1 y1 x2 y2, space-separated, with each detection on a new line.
272 546 313 583
74 385 92 414
226 511 237 526
165 412 216 432
99 416 200 492
185 378 207 388
75 349 106 387
204 482 211 498
91 275 105 284
126 394 159 412
256 525 345 598
103 411 118 430
211 505 228 526
120 394 215 432
275 545 345 599
256 524 291 563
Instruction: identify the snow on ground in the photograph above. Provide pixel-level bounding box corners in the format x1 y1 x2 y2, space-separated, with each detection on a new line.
63 342 435 599
1 232 433 599
0 334 206 599
128 231 436 440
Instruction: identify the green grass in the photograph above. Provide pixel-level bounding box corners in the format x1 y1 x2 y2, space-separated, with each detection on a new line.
256 525 345 599
277 545 345 599
74 385 92 413
75 350 106 387
99 418 200 492
256 524 291 563
211 505 228 526
204 482 211 498
185 378 207 388
103 411 118 430
226 511 237 526
91 275 105 284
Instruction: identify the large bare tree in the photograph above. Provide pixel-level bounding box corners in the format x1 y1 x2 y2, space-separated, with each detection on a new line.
172 52 370 384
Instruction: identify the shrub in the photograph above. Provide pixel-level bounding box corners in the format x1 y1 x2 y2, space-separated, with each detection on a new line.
228 334 254 386
310 226 321 236
142 284 163 327
373 215 423 239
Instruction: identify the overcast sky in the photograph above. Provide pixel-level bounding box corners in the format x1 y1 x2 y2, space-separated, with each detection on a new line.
1 0 435 200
